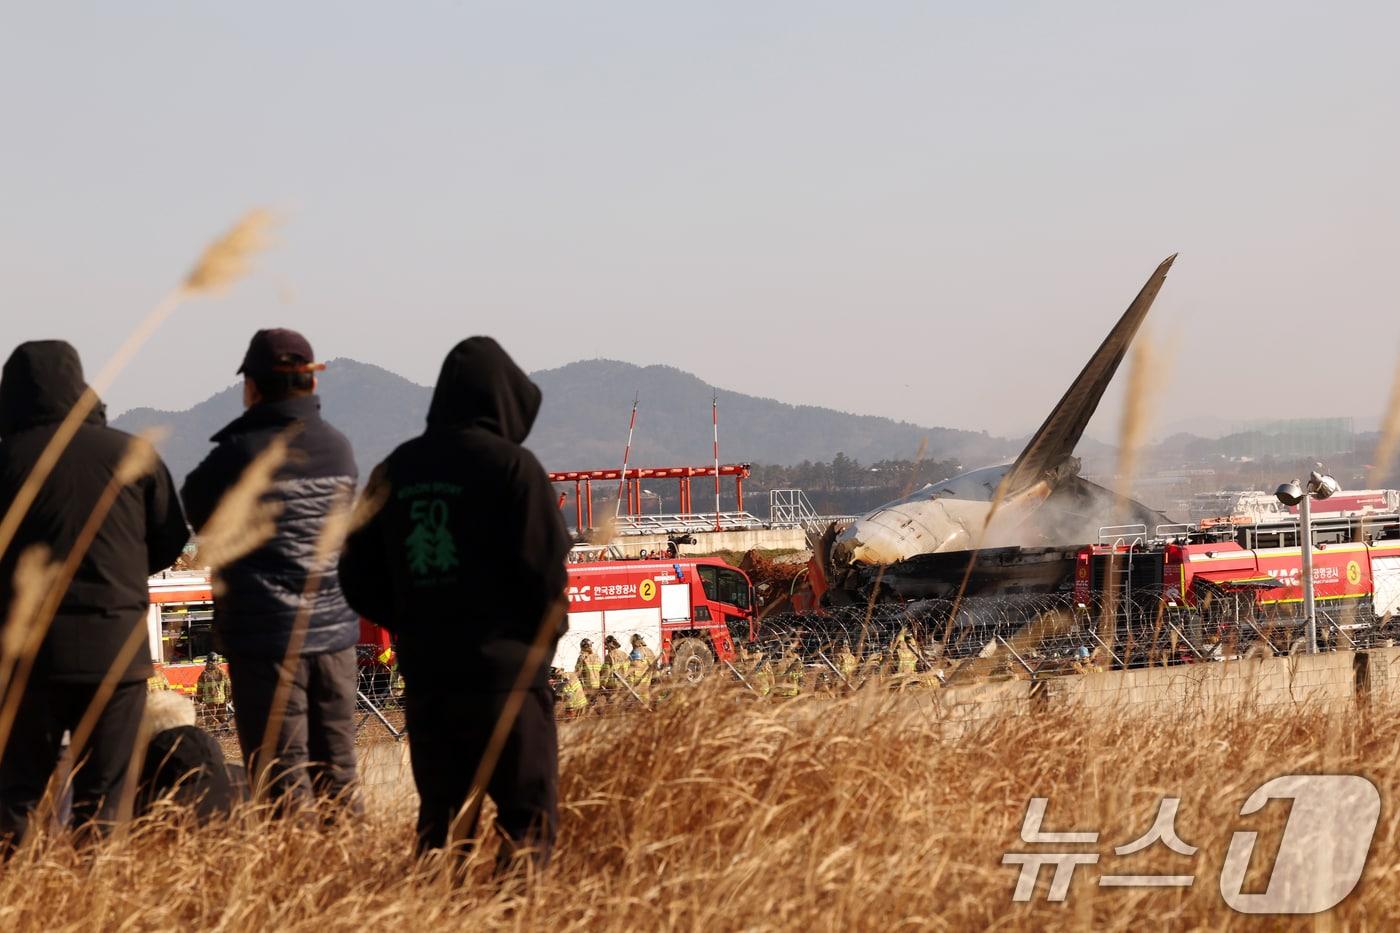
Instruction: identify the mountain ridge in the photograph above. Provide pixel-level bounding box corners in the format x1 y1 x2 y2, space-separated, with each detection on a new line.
113 357 1017 484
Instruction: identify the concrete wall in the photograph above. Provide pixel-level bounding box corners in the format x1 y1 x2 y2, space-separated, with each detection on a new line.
934 649 1384 724
611 527 807 558
1044 651 1358 715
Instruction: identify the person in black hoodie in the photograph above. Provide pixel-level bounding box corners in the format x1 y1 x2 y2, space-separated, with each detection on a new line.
338 337 570 868
181 329 360 807
0 341 189 849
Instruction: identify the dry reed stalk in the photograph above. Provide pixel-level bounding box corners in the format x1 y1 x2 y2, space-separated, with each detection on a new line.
0 547 59 736
254 492 354 799
588 498 621 547
196 435 290 573
4 686 1395 930
855 439 927 658
181 210 274 296
1369 356 1400 487
943 475 1014 651
943 606 1076 685
64 621 150 775
448 597 569 871
0 434 161 769
1098 338 1165 658
349 466 391 535
0 210 273 570
1111 337 1158 500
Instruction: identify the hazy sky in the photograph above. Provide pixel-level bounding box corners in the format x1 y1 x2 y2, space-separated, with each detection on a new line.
3 2 1397 444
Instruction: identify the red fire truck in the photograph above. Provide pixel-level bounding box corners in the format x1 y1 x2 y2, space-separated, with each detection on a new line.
149 556 755 688
557 557 754 683
1073 511 1400 652
146 571 218 695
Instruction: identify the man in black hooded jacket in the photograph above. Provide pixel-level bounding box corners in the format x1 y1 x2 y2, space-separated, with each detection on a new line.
0 341 189 848
338 337 571 868
181 329 360 806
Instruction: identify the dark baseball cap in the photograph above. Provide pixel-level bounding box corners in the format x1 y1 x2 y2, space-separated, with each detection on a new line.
236 328 326 378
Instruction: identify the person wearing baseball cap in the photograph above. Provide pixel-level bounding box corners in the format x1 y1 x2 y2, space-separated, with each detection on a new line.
235 328 327 385
181 328 360 811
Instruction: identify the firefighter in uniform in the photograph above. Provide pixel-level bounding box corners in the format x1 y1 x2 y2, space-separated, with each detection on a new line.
575 639 602 694
195 654 231 725
775 642 803 698
561 672 588 719
744 648 773 697
895 630 918 674
602 635 630 697
835 640 858 689
377 647 406 702
628 633 656 704
893 629 918 688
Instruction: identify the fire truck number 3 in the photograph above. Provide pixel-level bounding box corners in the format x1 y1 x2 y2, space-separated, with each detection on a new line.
1266 565 1346 587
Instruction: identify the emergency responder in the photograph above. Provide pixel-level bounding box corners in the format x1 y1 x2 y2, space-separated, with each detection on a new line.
893 629 919 688
147 670 172 694
835 640 858 688
0 341 190 851
895 629 918 675
775 642 803 698
742 648 773 697
629 633 656 704
548 668 566 714
181 329 360 809
602 635 630 695
195 654 231 726
558 671 588 720
376 645 406 703
575 639 602 693
339 337 572 870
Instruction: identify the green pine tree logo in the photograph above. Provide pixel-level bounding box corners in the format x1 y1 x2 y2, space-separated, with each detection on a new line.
406 498 458 577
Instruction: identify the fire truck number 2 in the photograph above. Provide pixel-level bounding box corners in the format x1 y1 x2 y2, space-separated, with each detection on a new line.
567 579 658 603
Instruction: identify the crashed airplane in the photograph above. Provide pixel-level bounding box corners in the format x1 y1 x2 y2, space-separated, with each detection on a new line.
818 255 1176 603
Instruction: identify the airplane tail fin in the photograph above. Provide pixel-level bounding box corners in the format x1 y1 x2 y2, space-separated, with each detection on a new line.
997 254 1176 499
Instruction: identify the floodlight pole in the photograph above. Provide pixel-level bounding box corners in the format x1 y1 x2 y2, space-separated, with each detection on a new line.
1299 492 1317 655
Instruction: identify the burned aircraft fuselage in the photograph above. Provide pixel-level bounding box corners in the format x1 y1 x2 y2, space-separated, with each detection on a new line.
872 545 1081 601
821 255 1178 606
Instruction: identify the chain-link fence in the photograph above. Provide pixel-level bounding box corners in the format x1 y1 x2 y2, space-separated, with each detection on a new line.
164 593 1400 732
551 591 1400 715
176 645 406 741
753 590 1399 672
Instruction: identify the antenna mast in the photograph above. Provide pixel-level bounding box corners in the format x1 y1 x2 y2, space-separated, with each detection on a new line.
713 391 722 531
615 393 639 518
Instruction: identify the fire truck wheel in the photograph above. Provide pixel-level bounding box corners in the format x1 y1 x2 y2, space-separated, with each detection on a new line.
671 638 714 686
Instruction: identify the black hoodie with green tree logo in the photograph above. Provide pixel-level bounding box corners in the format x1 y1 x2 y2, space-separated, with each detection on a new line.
339 337 570 692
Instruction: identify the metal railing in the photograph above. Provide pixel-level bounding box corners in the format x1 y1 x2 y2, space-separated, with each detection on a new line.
768 488 855 532
770 489 819 526
1096 524 1147 548
613 511 768 534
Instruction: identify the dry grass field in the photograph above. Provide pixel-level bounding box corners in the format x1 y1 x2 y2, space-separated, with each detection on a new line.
0 684 1394 931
